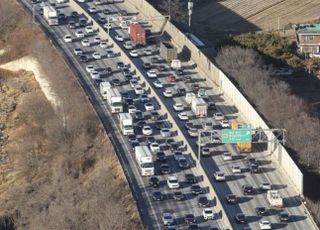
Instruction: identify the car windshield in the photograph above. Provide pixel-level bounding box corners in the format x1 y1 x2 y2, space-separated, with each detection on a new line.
142 162 153 168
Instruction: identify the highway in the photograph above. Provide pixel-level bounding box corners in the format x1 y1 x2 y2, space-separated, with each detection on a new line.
21 0 316 230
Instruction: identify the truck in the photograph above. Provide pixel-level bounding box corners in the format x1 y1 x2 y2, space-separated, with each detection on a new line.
43 6 59 26
191 97 208 117
185 92 196 105
160 42 177 62
171 59 181 70
99 81 112 100
106 88 123 113
267 190 283 208
130 23 146 45
119 113 134 136
135 146 154 176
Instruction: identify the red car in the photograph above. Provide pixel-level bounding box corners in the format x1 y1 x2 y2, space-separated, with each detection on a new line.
168 74 176 82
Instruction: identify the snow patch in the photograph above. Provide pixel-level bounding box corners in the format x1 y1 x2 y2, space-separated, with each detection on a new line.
0 49 5 56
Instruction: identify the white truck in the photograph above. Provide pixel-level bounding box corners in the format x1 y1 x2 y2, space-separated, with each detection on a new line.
135 146 154 176
99 81 112 100
191 97 208 117
106 88 123 113
43 6 59 26
171 59 181 70
185 92 196 105
119 113 134 136
267 190 283 208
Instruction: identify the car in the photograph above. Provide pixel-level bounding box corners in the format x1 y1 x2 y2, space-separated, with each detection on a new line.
278 211 290 222
247 156 257 166
152 191 164 201
88 7 97 13
147 70 157 78
129 79 138 88
212 136 220 143
163 89 173 98
156 151 166 161
167 175 179 189
255 207 267 216
178 157 189 169
177 88 186 97
173 103 184 112
183 75 192 83
169 142 181 152
147 136 156 144
184 123 193 131
202 208 214 220
259 220 272 230
63 34 73 42
128 105 136 114
188 128 198 137
173 191 185 201
105 67 113 75
160 128 171 138
214 112 224 121
242 184 254 195
202 121 213 130
160 163 171 174
124 41 134 50
102 22 112 29
191 184 202 195
81 39 90 47
201 147 211 156
176 69 184 75
94 0 103 5
100 40 108 48
207 102 216 110
139 94 150 103
111 79 121 86
98 17 107 24
232 165 242 174
260 182 272 191
71 11 78 18
178 112 188 120
142 62 152 69
185 214 196 224
85 26 94 34
93 36 101 43
158 65 166 71
173 151 183 161
75 30 85 38
144 102 155 111
153 80 163 88
79 55 88 63
134 111 144 120
134 85 144 95
90 71 100 80
235 213 247 224
162 212 174 226
154 121 166 130
198 196 209 207
119 9 128 16
115 34 124 41
142 125 152 136
103 8 111 15
226 194 237 204
167 74 176 82
150 111 160 121
214 171 226 182
220 120 230 128
86 65 95 73
68 21 76 29
149 142 160 153
73 48 83 55
185 173 196 183
128 134 137 142
79 18 87 27
143 48 153 56
250 164 260 173
128 49 138 57
223 152 232 161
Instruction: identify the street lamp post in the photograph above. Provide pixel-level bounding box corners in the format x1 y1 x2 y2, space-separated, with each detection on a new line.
188 0 194 34
197 130 201 170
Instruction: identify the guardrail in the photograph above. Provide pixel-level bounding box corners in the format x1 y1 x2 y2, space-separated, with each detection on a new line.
68 0 233 229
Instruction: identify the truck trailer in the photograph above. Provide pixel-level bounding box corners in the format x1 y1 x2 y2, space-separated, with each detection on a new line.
191 97 208 117
130 23 146 45
119 113 134 136
185 92 196 105
43 6 59 26
160 42 177 62
99 81 112 100
267 190 283 208
106 88 123 113
135 146 154 176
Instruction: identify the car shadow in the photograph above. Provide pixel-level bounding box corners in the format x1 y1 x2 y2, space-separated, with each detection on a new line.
237 196 253 204
227 174 246 181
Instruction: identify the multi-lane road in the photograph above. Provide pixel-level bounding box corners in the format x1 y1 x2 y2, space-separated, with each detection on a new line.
20 0 316 230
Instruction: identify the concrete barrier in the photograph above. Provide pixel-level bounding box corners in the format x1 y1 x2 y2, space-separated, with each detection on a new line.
68 1 233 229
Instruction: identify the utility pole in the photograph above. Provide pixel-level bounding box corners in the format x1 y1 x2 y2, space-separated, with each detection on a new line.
188 0 193 34
169 0 171 21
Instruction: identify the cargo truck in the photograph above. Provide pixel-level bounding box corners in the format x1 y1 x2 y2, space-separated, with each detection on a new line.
185 92 196 105
99 81 112 100
43 6 59 26
160 42 177 62
191 97 208 117
130 23 146 45
119 113 134 135
106 88 123 113
267 190 283 208
135 146 154 176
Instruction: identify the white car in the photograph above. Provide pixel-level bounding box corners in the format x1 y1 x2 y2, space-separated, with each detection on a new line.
231 165 241 174
214 112 224 121
100 40 108 48
134 85 144 95
160 128 170 138
123 41 134 50
174 151 184 161
128 105 136 114
147 70 157 78
90 71 100 80
75 30 85 38
63 34 73 42
178 112 188 120
202 208 214 220
144 102 155 111
188 128 198 137
260 182 272 191
73 48 83 55
92 52 101 59
214 171 226 182
163 89 173 98
129 50 139 57
85 26 94 34
149 142 160 152
173 103 184 112
167 175 179 189
223 152 232 161
130 79 139 88
103 23 112 29
81 39 90 47
94 0 102 5
259 220 272 230
115 34 124 41
142 125 152 136
88 7 97 13
220 120 230 128
85 64 95 73
153 80 163 88
144 48 153 56
162 212 174 226
94 36 101 43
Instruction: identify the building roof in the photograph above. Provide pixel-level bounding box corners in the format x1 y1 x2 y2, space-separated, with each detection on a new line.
296 24 320 35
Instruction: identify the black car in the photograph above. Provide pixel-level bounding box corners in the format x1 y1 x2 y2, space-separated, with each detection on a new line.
68 20 76 29
178 158 189 169
198 196 209 207
79 55 88 62
191 184 202 195
71 11 78 18
188 224 199 230
117 62 125 69
173 191 185 201
134 111 144 120
192 84 200 93
58 13 66 20
111 79 121 86
136 120 147 129
103 9 111 15
207 102 216 110
279 211 290 222
255 207 267 216
247 156 257 166
128 134 137 143
185 214 196 224
158 65 166 71
124 74 133 82
184 122 194 130
119 9 128 16
176 88 186 96
185 173 196 183
151 57 159 64
176 69 184 75
98 17 107 24
183 75 192 83
130 140 139 150
147 136 156 144
124 96 133 105
150 111 160 121
156 151 166 162
242 184 254 195
154 121 167 130
152 191 164 201
149 176 160 187
226 194 237 204
250 164 260 173
79 18 87 27
142 62 152 69
235 213 247 224
160 164 171 174
105 67 113 75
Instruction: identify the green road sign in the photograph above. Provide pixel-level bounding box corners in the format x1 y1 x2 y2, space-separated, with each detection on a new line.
222 129 252 143
240 124 251 129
